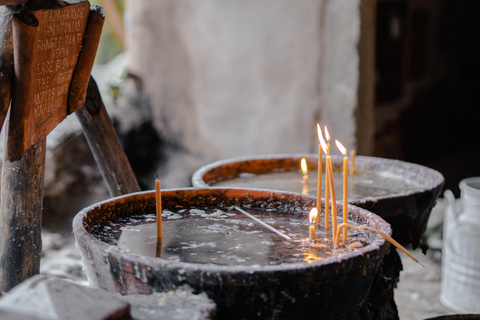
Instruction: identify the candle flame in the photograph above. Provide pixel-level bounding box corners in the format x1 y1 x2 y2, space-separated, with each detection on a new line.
325 126 330 142
317 123 324 143
301 158 308 175
335 139 347 156
309 208 318 224
319 131 328 155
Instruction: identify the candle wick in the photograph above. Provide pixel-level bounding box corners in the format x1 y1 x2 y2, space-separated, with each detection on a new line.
234 206 294 242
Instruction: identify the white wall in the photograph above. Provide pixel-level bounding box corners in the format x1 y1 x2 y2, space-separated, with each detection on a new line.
125 0 362 186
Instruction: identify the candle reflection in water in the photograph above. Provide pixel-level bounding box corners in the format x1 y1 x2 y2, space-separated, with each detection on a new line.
305 208 324 263
309 208 317 240
301 158 308 195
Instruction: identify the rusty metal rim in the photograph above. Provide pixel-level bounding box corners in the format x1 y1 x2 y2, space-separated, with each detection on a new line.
191 154 445 203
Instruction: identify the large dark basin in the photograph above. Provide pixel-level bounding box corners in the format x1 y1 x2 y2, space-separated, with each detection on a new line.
73 188 391 320
192 154 444 247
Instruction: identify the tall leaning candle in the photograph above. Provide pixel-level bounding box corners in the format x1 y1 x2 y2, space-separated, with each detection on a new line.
325 126 332 231
156 173 162 243
319 129 329 232
336 140 348 245
316 124 323 229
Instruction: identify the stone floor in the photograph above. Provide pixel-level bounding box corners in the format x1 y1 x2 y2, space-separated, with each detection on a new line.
396 247 451 320
395 199 458 320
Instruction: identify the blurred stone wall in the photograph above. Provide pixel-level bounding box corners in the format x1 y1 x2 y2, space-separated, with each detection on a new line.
0 0 369 230
125 0 364 187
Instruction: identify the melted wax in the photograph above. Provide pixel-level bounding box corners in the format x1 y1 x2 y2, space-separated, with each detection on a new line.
90 208 375 266
213 170 422 200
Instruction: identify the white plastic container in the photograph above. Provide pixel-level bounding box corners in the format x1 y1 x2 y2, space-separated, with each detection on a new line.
441 177 480 313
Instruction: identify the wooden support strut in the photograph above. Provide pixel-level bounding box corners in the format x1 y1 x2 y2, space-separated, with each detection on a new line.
70 5 139 196
0 0 68 293
0 1 140 291
76 77 141 197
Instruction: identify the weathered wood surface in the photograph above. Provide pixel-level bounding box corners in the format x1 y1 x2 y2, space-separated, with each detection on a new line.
0 7 13 133
7 1 90 160
68 5 104 114
0 138 46 292
76 77 141 197
0 0 25 5
0 1 102 292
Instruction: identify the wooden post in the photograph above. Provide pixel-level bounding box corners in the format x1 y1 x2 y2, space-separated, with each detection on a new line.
0 1 93 291
0 6 14 132
76 78 141 197
0 139 46 291
0 0 140 291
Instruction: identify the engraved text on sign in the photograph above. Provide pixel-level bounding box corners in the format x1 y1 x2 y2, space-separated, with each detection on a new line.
8 2 90 159
33 4 87 127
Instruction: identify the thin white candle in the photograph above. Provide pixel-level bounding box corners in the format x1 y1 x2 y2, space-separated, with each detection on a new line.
316 124 323 229
335 139 348 246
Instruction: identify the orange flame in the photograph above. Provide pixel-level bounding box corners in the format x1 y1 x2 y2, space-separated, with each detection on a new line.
319 131 328 154
335 139 347 156
325 126 330 142
317 123 324 143
301 158 308 175
309 208 318 224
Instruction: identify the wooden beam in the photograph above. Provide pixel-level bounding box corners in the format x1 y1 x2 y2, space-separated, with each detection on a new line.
69 5 105 114
76 77 141 197
0 0 99 291
0 138 46 292
0 0 25 5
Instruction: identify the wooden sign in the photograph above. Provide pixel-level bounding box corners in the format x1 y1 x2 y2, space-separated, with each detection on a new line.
7 2 91 160
0 0 25 4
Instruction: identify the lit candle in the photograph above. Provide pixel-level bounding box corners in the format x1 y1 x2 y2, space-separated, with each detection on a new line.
325 126 331 157
309 208 318 241
319 130 329 232
335 140 348 246
350 150 356 174
316 124 323 229
301 158 308 195
327 155 337 242
156 173 162 244
325 126 331 232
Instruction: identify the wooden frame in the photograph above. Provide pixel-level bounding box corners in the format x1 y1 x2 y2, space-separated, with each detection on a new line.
0 0 140 291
